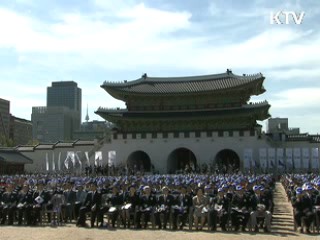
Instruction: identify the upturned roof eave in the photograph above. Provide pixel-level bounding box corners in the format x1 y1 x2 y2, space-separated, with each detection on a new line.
101 77 265 97
95 102 270 121
101 72 263 86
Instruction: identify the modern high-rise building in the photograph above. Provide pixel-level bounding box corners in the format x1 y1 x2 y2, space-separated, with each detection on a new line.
32 81 82 143
0 98 10 138
32 106 77 142
47 81 82 130
9 115 33 145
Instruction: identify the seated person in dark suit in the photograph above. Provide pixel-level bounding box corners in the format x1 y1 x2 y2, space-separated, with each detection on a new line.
136 186 156 229
1 183 17 225
172 185 193 230
122 185 140 228
292 187 314 234
230 185 250 232
32 180 51 225
76 181 102 228
17 183 34 225
154 186 175 229
106 185 124 228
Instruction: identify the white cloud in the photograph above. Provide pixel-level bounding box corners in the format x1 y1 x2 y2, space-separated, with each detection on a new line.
268 68 320 81
270 88 320 109
0 4 192 54
0 0 319 133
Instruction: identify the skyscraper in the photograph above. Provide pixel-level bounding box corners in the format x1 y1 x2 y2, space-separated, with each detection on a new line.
47 81 82 129
32 81 82 143
0 98 10 138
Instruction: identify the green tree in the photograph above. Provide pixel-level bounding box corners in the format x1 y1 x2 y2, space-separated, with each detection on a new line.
0 134 15 147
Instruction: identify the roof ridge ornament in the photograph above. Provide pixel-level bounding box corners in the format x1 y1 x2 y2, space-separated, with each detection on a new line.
142 73 148 79
226 69 232 75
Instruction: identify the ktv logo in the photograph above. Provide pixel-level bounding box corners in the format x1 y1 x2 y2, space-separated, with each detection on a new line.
270 11 305 25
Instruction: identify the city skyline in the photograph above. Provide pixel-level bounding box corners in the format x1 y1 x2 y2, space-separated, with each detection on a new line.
0 0 319 133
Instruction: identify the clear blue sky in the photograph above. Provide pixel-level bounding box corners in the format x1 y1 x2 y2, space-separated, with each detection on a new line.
0 0 319 133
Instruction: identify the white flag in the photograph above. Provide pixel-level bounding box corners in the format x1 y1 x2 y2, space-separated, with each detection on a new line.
58 152 61 171
95 151 103 166
277 148 285 169
52 152 55 171
302 148 310 169
268 148 276 169
311 148 319 169
64 151 75 169
108 151 116 167
85 151 90 166
243 148 252 169
71 152 76 167
259 148 267 170
286 148 293 170
293 148 301 169
45 152 49 171
75 151 82 172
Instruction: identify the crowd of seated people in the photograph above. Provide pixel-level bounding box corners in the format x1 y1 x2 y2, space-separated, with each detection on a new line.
281 174 320 234
0 173 275 232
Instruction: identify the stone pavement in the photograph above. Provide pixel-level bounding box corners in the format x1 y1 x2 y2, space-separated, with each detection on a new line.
271 182 298 237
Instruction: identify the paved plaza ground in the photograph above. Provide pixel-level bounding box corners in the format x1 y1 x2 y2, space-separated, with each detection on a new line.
1 225 319 240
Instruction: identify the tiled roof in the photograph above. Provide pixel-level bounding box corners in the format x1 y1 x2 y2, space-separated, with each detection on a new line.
96 101 270 120
74 140 95 146
55 142 74 148
311 135 320 143
16 140 95 152
101 72 264 94
286 134 320 143
35 144 55 150
15 145 35 152
0 149 33 164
